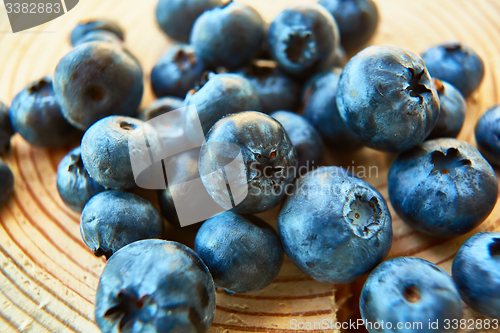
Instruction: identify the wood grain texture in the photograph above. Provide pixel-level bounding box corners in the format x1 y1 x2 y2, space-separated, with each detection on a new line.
0 0 499 332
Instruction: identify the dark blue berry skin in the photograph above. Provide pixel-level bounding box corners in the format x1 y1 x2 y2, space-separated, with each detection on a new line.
72 30 123 47
302 69 363 151
0 161 14 206
0 101 14 154
388 138 498 238
151 44 207 99
271 111 323 174
156 0 222 43
199 111 297 215
319 0 378 52
138 96 183 121
57 147 106 212
8 76 81 147
195 211 284 293
267 4 340 78
360 257 462 333
95 240 216 333
452 232 500 319
183 73 261 135
475 105 500 166
421 42 484 98
428 79 466 139
191 2 264 69
81 116 145 190
235 61 301 114
53 42 144 130
70 19 124 47
278 166 392 284
337 45 440 153
80 191 165 259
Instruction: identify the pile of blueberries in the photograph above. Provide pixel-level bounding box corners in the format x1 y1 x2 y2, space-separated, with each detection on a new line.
1 0 500 331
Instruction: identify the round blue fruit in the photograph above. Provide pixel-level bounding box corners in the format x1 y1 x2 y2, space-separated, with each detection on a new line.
278 166 392 284
195 211 284 293
388 138 498 238
475 104 500 166
95 239 216 333
138 96 183 122
0 161 14 206
70 19 124 46
0 101 14 154
360 257 462 333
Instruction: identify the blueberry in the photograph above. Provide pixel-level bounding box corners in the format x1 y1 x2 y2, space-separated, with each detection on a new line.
0 161 14 206
278 166 392 283
337 45 440 153
158 149 200 227
199 111 297 214
0 101 14 154
191 1 264 69
156 0 223 43
319 0 379 52
195 211 284 293
80 191 165 259
475 104 500 166
388 138 498 237
138 96 183 121
452 232 500 319
70 19 124 46
72 30 123 47
422 42 484 98
8 76 81 147
327 44 347 68
302 68 363 151
95 239 216 333
427 79 466 139
183 73 261 135
151 44 207 99
235 60 301 114
267 4 340 78
270 110 323 174
57 147 106 212
53 42 144 130
81 116 145 190
360 257 462 333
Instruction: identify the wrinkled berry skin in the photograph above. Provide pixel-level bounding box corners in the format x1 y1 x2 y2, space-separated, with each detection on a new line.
319 0 378 52
268 4 340 78
278 167 392 284
388 138 498 238
70 19 124 46
0 161 14 206
337 45 440 153
361 257 462 333
195 211 284 293
0 102 14 154
151 44 207 99
156 0 222 43
421 42 484 98
95 240 216 333
183 73 261 135
271 111 323 174
475 105 500 166
303 69 362 151
9 76 80 147
199 111 297 214
158 149 200 227
138 96 183 122
428 79 466 139
191 2 264 69
73 30 123 47
452 232 500 319
57 147 106 212
80 191 165 259
235 61 301 114
53 42 143 130
81 116 145 190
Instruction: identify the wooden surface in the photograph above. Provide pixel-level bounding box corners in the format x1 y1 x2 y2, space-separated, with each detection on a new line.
1 0 500 332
